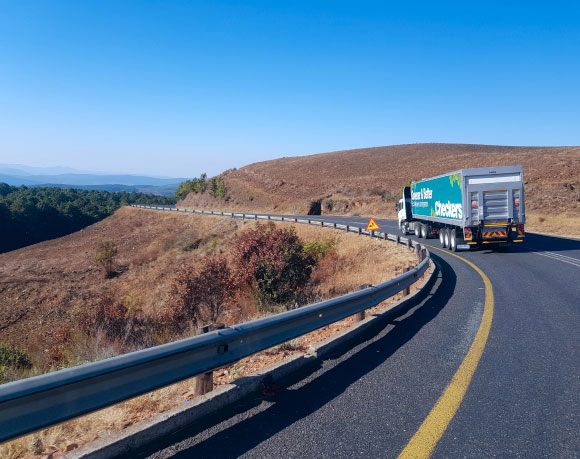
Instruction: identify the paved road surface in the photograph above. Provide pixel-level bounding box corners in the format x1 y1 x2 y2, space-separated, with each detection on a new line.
133 209 580 458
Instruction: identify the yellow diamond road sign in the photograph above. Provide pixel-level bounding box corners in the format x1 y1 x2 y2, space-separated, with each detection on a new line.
366 218 381 231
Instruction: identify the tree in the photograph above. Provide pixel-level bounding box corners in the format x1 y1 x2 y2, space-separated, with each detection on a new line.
174 174 226 200
0 184 175 253
216 177 227 198
95 238 118 278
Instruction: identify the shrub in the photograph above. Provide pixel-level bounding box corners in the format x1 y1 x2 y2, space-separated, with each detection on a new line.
303 239 336 260
95 238 118 278
231 222 317 306
86 290 149 350
323 199 335 212
380 190 398 203
92 294 131 339
0 343 32 369
170 254 236 329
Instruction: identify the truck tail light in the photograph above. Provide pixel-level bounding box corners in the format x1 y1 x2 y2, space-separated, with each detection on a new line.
513 190 521 207
470 192 479 222
464 228 472 240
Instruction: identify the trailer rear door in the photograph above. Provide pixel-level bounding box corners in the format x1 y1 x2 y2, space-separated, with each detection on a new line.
466 170 524 224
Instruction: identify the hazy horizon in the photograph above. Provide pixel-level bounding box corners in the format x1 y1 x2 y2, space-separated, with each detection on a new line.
0 162 187 179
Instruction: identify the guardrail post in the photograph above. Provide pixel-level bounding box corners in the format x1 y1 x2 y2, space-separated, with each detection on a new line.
333 223 336 228
268 215 271 220
396 235 400 244
255 214 257 220
358 227 361 235
194 323 225 396
403 268 411 296
415 243 422 261
354 284 372 321
407 238 412 249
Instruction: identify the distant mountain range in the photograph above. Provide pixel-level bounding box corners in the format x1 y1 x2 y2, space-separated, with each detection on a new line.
0 163 188 196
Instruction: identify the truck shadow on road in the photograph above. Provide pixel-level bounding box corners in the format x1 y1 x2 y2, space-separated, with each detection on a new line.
133 256 457 458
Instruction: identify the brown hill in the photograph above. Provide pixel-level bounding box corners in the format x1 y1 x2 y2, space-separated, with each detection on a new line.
0 207 414 355
0 207 236 351
182 143 580 235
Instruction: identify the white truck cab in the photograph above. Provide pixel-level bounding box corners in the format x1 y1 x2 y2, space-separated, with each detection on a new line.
397 189 413 235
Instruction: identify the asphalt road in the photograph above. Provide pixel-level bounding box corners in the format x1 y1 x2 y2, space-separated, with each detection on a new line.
133 210 580 458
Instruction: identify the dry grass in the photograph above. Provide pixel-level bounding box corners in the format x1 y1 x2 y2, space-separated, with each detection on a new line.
182 143 580 221
289 223 416 297
525 212 580 239
0 213 418 458
0 207 244 348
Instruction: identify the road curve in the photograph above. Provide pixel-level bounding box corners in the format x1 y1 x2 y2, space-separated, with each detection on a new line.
133 212 580 458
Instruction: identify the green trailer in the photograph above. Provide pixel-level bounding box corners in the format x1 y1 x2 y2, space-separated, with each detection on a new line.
397 166 525 251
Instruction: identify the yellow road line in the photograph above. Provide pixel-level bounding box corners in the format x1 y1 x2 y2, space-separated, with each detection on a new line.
399 245 494 459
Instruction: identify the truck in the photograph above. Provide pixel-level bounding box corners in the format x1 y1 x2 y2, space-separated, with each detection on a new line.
397 165 525 251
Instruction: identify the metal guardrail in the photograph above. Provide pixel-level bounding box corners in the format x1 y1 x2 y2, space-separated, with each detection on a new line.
0 206 429 443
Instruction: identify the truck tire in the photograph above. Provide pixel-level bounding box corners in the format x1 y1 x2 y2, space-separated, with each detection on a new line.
400 223 407 235
415 224 422 238
420 224 428 239
449 229 457 252
444 228 450 248
440 228 447 247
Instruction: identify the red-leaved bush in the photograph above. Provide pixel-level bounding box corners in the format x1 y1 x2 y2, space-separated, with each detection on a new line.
170 254 236 330
231 222 317 306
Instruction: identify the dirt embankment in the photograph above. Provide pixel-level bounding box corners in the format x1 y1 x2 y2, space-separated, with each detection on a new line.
181 143 580 236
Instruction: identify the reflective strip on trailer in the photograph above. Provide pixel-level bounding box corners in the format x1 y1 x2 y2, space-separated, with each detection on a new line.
482 231 507 238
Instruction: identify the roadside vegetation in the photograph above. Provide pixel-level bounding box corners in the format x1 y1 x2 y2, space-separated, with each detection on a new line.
0 208 416 457
1 222 328 382
0 184 176 253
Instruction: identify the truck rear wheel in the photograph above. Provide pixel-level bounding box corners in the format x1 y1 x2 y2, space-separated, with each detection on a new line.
444 228 450 248
415 224 422 238
420 224 428 239
449 230 457 252
440 228 447 247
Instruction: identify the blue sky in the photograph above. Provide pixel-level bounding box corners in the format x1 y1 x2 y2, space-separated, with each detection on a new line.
1 1 579 178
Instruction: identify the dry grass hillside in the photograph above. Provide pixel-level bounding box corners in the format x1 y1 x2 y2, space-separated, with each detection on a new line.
0 207 230 350
182 143 580 236
0 206 415 358
0 207 417 458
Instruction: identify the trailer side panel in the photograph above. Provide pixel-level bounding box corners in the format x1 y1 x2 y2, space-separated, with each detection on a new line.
410 172 463 225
